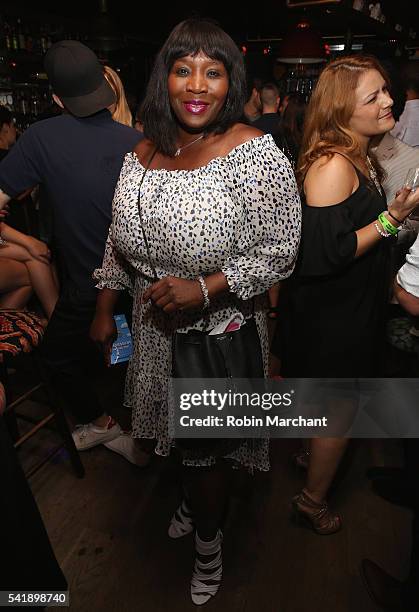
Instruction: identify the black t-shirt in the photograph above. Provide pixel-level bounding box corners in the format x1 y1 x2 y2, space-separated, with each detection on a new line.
251 114 298 167
0 110 142 295
252 113 281 137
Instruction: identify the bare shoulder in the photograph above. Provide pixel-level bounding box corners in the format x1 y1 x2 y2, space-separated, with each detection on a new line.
230 122 265 142
132 138 155 164
304 153 359 207
218 123 265 156
308 153 356 179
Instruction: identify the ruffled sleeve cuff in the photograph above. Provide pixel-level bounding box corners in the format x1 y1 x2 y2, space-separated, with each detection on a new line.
93 230 135 294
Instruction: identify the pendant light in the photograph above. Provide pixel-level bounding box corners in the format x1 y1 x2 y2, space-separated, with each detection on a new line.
87 0 125 53
277 21 326 64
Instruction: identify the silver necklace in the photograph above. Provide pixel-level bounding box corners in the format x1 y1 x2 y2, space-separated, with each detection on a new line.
174 134 204 157
366 155 383 195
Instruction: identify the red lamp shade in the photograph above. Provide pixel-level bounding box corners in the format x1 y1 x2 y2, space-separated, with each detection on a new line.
278 22 326 64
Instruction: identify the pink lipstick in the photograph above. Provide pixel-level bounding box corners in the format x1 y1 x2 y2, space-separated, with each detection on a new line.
183 101 209 114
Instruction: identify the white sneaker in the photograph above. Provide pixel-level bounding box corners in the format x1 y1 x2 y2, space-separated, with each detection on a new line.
72 417 121 450
103 432 151 467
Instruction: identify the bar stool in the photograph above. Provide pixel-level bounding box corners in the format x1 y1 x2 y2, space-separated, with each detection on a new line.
0 309 84 478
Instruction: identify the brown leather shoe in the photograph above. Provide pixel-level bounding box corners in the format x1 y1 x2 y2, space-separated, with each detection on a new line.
360 559 404 611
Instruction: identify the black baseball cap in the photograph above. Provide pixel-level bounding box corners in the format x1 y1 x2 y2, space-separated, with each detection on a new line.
44 40 116 117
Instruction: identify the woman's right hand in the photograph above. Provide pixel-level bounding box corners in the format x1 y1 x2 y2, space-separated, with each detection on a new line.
89 312 117 367
390 187 419 222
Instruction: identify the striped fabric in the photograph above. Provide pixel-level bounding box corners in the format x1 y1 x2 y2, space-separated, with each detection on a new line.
375 132 419 203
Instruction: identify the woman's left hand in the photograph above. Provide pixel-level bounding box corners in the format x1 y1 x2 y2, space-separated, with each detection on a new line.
142 276 204 313
26 238 51 264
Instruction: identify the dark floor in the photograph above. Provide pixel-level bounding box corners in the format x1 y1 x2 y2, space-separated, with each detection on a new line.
10 356 413 612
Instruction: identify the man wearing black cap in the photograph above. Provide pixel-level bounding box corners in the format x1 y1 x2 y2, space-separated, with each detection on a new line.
0 41 143 461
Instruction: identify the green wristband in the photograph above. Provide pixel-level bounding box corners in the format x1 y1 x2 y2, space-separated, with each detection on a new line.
378 212 399 236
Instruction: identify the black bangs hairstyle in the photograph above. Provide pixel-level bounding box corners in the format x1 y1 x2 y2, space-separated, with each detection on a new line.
141 18 247 156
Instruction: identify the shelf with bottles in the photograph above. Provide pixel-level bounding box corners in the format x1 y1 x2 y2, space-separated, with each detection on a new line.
282 64 321 100
2 16 53 57
1 14 87 60
0 82 52 131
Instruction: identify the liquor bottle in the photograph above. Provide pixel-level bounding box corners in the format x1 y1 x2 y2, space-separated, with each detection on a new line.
41 90 50 113
17 18 26 51
31 90 40 117
32 25 40 54
19 89 28 116
4 21 12 51
286 69 296 94
40 25 47 53
25 22 33 52
12 21 19 52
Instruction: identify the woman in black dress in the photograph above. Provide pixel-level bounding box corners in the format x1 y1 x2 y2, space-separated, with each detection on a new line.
274 56 419 534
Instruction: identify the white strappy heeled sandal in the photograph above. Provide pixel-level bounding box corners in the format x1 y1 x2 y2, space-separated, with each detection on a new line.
168 500 194 538
190 530 223 606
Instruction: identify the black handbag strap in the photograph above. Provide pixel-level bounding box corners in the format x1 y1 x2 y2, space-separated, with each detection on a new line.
136 147 159 282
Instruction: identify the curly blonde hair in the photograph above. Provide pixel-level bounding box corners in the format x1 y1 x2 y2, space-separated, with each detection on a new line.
297 55 389 189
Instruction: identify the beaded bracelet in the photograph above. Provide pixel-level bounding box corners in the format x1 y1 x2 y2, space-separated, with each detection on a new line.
197 276 210 310
378 211 399 236
374 222 391 238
